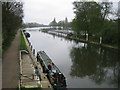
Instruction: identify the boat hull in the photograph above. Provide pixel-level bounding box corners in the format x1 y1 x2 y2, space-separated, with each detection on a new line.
37 51 67 88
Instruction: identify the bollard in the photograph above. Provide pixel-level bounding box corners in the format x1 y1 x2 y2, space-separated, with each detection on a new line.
32 74 34 80
28 40 30 45
31 45 32 50
29 42 31 46
29 42 30 46
33 49 35 55
28 41 30 46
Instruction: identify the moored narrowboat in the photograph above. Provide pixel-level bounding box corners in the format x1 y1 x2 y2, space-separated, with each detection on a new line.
37 51 67 89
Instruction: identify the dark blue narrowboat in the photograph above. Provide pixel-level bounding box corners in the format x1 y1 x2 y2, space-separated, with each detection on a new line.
37 51 67 89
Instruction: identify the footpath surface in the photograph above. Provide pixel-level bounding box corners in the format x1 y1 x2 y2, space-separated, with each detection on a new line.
20 52 39 88
2 30 20 88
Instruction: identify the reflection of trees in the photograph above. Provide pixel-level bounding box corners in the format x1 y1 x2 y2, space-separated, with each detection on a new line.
70 44 98 77
70 43 119 86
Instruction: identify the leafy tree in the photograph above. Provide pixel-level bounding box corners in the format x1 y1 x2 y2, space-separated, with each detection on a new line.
101 20 118 45
100 2 113 21
71 1 119 46
57 20 65 27
2 2 23 51
57 18 71 30
72 2 103 38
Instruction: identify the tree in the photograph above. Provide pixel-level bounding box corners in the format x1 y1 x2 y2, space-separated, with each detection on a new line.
2 2 23 51
100 19 118 45
57 18 71 30
100 2 113 21
71 1 119 46
57 20 65 26
72 2 103 38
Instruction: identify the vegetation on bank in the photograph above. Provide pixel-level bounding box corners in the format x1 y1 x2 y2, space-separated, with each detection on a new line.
71 1 119 47
2 2 23 52
20 32 27 50
22 22 48 28
18 86 41 90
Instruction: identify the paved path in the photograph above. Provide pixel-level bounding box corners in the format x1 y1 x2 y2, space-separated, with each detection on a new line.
2 30 20 88
20 52 39 88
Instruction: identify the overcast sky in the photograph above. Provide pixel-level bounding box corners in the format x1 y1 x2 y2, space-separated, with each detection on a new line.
23 0 119 25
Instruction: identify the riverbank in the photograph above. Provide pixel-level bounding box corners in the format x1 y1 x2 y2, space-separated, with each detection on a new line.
41 30 119 50
68 37 119 50
20 30 53 89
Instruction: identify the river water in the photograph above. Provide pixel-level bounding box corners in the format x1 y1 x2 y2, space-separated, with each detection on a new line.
26 27 119 88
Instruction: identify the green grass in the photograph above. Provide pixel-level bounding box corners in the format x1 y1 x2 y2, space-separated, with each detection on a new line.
20 32 27 50
17 86 41 90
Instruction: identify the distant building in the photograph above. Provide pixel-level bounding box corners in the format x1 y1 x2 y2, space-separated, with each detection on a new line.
49 17 70 30
64 17 69 30
65 17 68 24
49 18 57 26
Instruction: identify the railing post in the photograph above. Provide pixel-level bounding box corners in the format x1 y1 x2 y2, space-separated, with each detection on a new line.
33 49 35 55
31 45 32 50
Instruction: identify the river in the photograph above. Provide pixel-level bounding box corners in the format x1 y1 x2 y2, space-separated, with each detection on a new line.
26 27 119 88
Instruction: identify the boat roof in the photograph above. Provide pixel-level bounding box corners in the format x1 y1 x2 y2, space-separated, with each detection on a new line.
37 51 61 73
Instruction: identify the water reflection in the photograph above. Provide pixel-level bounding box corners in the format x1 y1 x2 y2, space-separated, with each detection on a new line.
70 43 119 87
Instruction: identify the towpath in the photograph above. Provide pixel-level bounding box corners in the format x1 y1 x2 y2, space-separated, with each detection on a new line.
2 30 20 88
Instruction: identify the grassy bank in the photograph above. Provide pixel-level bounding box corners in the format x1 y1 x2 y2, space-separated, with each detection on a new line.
20 87 41 90
17 86 41 90
70 35 119 49
20 31 27 50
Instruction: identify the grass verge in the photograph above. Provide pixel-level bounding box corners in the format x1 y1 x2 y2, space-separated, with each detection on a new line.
17 86 41 90
20 31 27 50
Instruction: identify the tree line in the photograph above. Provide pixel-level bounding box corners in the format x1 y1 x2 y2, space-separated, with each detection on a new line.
2 2 23 51
23 22 48 28
71 1 119 46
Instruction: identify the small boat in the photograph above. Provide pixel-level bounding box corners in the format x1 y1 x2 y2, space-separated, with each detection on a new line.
23 30 30 38
25 32 30 38
37 51 67 89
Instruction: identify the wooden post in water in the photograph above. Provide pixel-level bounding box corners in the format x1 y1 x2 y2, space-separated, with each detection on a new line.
86 34 88 41
100 37 102 44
